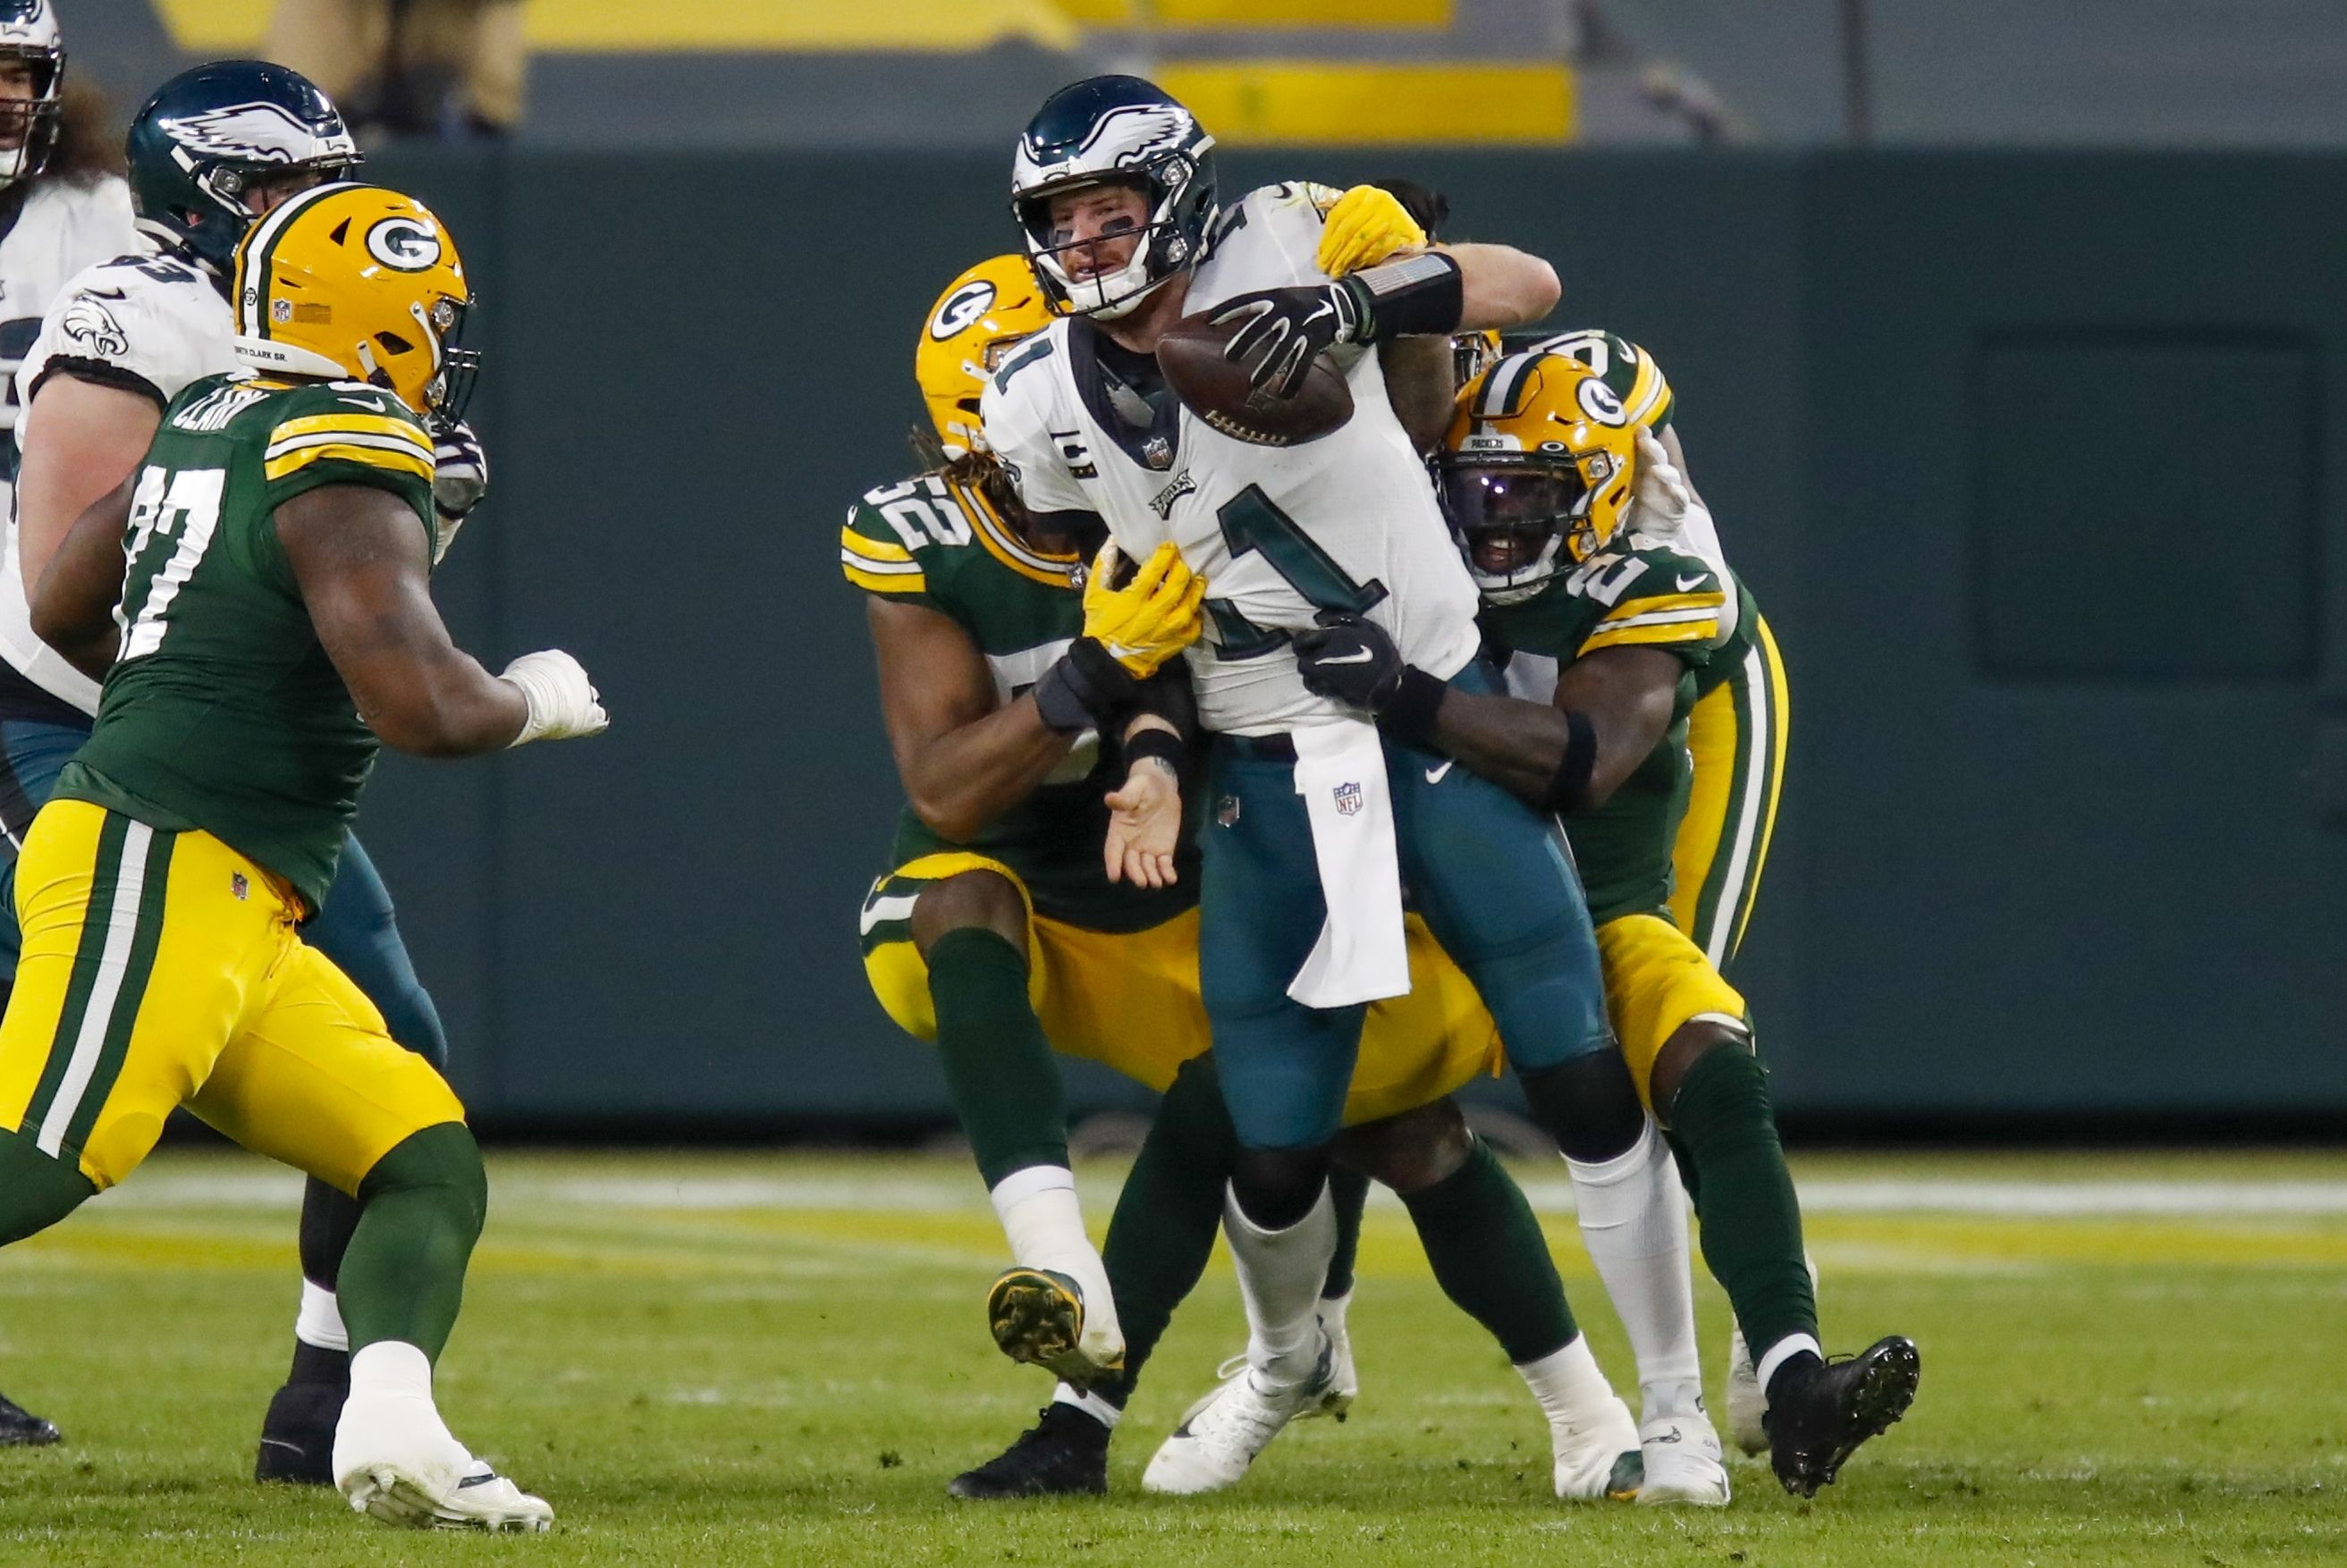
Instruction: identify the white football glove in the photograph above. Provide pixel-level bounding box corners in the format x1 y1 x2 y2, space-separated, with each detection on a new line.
1630 427 1699 540
499 650 608 746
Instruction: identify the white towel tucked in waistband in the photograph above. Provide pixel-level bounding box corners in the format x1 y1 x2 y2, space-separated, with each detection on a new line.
1285 718 1410 1009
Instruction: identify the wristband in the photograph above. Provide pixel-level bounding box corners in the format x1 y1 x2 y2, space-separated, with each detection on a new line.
1378 663 1448 747
1540 709 1598 814
1122 726 1186 778
1340 251 1465 342
1034 636 1138 734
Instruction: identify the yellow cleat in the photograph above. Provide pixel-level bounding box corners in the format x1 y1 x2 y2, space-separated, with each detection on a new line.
986 1267 1125 1390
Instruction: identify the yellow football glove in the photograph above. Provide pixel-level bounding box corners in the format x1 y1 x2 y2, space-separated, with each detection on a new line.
1084 540 1206 677
1315 184 1428 277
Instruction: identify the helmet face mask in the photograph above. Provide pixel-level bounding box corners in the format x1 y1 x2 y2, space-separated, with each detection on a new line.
0 0 65 190
1441 462 1595 606
1443 350 1641 606
1009 76 1217 320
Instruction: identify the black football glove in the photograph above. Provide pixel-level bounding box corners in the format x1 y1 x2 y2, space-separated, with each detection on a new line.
1292 612 1405 707
1293 612 1448 744
1210 279 1369 398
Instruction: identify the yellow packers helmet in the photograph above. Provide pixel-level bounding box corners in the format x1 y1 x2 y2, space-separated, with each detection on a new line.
1440 350 1638 605
916 254 1051 455
232 183 478 430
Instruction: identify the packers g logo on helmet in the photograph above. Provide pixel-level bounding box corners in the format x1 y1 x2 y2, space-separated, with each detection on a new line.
1439 351 1642 606
232 183 478 430
914 254 1051 457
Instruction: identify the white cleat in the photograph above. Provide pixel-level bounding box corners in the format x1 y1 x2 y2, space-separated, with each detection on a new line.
1549 1388 1644 1502
1143 1339 1332 1496
1725 1326 1769 1457
1297 1294 1356 1420
333 1387 552 1532
1635 1412 1730 1506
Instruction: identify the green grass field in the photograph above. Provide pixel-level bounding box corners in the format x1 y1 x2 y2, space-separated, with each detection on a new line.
0 1147 2341 1565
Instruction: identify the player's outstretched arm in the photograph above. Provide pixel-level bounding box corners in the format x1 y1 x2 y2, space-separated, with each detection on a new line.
15 375 164 610
279 484 604 758
868 594 1084 842
30 469 137 678
1291 614 1678 813
1441 243 1561 332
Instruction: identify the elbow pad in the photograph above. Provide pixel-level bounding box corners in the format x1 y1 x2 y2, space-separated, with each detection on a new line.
1539 709 1598 814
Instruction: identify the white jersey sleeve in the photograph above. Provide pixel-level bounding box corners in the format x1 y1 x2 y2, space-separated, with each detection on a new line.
976 322 1095 518
17 250 233 438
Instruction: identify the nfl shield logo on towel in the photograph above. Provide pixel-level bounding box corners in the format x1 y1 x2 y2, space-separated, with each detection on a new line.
1333 781 1363 817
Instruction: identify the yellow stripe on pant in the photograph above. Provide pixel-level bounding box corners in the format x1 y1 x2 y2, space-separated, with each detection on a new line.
861 853 1501 1125
1667 611 1791 974
0 800 464 1192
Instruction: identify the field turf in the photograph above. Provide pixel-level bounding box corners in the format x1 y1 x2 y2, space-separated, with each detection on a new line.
0 1147 2340 1565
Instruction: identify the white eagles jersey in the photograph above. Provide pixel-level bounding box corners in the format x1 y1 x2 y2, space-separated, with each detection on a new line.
983 181 1482 738
0 177 136 463
1 232 224 715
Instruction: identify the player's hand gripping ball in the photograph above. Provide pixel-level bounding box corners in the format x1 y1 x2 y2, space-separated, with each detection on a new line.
1082 540 1206 678
1314 184 1428 276
1157 309 1355 445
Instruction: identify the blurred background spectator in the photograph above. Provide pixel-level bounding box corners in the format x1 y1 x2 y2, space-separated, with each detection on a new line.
266 0 523 139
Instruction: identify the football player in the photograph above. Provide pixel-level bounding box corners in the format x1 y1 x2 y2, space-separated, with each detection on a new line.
0 0 149 1448
981 75 1684 1496
3 182 604 1530
4 62 485 1485
1287 345 1922 1496
851 257 1661 1504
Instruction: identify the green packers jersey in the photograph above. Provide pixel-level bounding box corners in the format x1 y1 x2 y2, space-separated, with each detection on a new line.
841 471 1199 932
58 375 436 912
1532 328 1675 432
1480 535 1735 923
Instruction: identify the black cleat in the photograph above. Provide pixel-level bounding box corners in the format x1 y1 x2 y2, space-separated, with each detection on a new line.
0 1391 58 1446
254 1381 344 1485
948 1404 1110 1500
1765 1336 1921 1497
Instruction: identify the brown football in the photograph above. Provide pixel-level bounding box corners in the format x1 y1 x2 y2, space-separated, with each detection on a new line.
1156 310 1354 447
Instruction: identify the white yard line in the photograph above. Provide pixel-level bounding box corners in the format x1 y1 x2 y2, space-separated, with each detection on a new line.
84 1166 2347 1218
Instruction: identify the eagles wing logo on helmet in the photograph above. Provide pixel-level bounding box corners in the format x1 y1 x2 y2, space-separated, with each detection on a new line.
173 101 358 166
60 296 127 359
0 0 50 46
1083 104 1191 166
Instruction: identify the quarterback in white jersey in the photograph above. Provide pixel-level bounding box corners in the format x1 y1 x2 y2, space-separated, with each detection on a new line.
984 179 1482 737
983 75 1675 1506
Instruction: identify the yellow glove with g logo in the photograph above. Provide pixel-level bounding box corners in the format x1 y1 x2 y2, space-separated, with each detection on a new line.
1315 184 1428 276
1084 540 1206 677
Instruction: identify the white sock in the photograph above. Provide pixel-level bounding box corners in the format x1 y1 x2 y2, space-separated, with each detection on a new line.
1317 1287 1351 1332
349 1340 435 1404
1566 1121 1704 1423
990 1164 1122 1344
1050 1382 1121 1429
1754 1332 1824 1397
294 1279 349 1353
1514 1333 1620 1432
1223 1181 1336 1387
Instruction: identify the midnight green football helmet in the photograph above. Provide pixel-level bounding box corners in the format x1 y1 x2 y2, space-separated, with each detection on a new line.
126 61 360 280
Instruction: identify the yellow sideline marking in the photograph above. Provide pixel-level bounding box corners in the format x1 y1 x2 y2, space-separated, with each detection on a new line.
1062 0 1452 24
1158 62 1575 146
151 0 1078 53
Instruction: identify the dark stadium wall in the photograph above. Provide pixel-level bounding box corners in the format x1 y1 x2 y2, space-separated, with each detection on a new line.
346 147 2347 1131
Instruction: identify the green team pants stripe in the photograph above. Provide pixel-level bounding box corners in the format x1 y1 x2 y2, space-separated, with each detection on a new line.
26 815 176 1159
